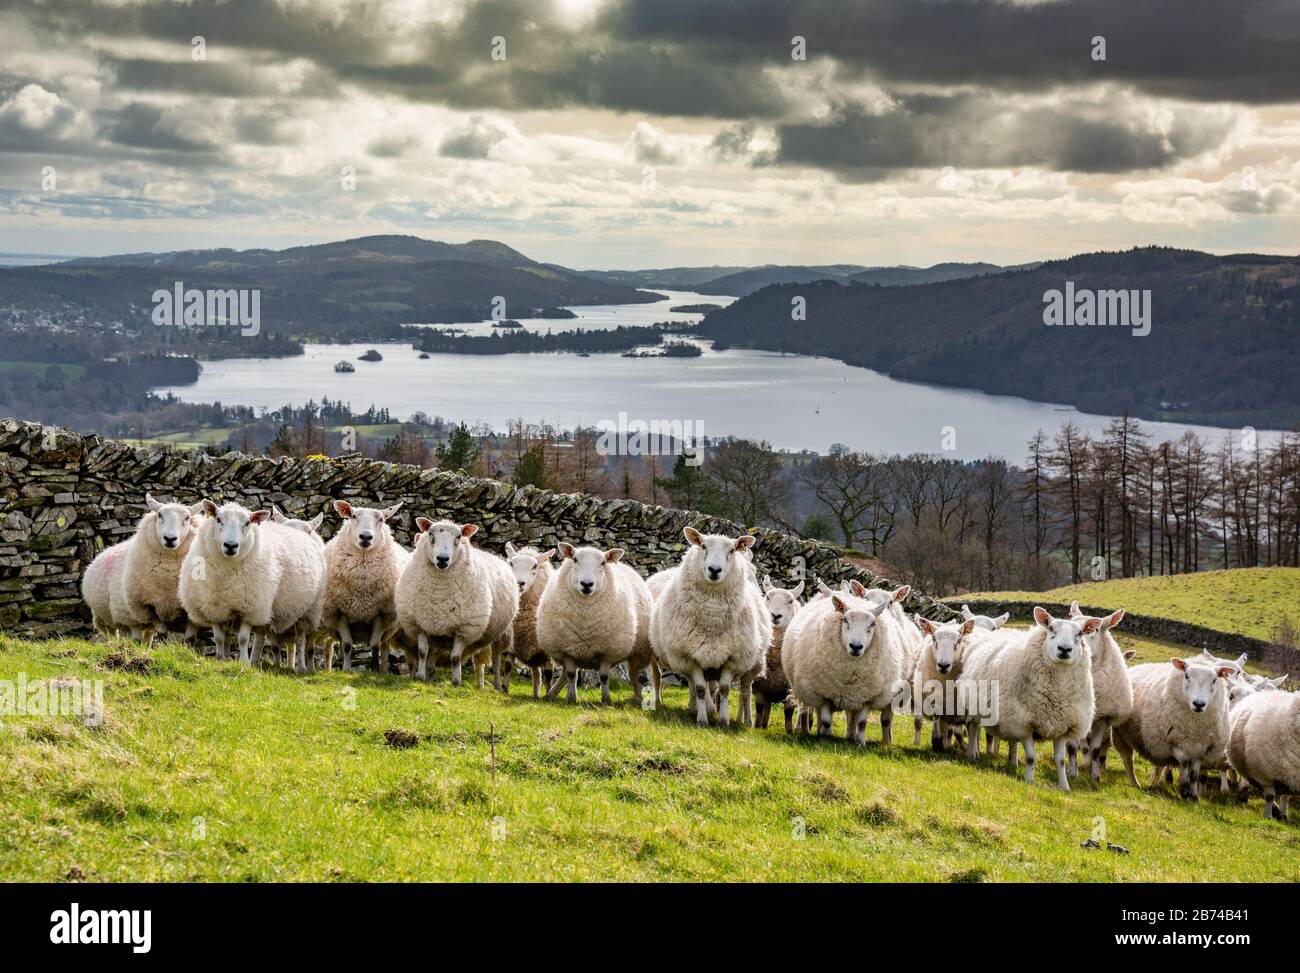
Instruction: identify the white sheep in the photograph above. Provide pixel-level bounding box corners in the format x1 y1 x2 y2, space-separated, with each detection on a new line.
538 543 654 706
1067 601 1135 781
258 513 328 673
956 608 1099 791
320 500 408 673
750 576 804 731
960 604 1010 630
504 543 558 697
913 616 983 752
178 501 279 662
1111 657 1237 799
1227 686 1300 819
650 528 771 727
107 494 202 645
82 541 129 637
783 591 903 744
394 518 518 687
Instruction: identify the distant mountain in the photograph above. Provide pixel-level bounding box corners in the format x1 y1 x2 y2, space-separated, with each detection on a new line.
2 235 659 336
697 247 1300 429
578 266 752 289
849 261 1035 287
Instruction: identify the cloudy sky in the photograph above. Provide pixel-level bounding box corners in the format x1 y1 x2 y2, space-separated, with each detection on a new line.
2 0 1300 268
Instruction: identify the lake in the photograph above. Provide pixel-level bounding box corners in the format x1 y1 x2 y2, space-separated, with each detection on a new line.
154 290 1282 460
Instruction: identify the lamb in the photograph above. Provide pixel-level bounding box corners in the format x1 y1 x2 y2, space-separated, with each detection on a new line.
178 501 281 662
105 494 203 645
650 528 771 727
960 604 1010 631
782 591 904 744
913 617 984 752
538 543 655 706
394 518 518 687
1067 601 1134 781
320 500 408 673
1111 657 1237 800
1227 686 1300 819
956 608 1099 791
750 577 804 731
504 543 558 697
82 542 129 637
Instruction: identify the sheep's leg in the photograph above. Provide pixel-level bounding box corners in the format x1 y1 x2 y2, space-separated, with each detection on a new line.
492 650 504 693
716 668 734 728
1220 772 1231 795
1183 759 1201 801
1053 739 1071 793
448 637 469 687
1147 763 1164 791
416 633 430 681
237 621 253 664
334 619 354 672
931 716 946 753
817 703 833 737
1113 735 1139 788
184 622 199 651
250 630 265 666
1066 742 1078 780
1263 787 1279 820
297 632 310 675
130 625 146 643
912 713 923 747
964 722 980 760
651 660 662 709
852 708 869 746
368 621 386 674
544 660 568 701
628 663 644 708
1278 795 1290 820
783 701 795 734
212 622 227 660
531 666 543 699
692 671 711 726
500 651 514 694
1087 723 1109 781
1021 738 1036 785
737 676 752 727
598 660 612 705
1006 738 1018 772
879 707 893 745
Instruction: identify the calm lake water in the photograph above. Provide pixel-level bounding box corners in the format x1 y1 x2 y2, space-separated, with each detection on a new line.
155 290 1281 460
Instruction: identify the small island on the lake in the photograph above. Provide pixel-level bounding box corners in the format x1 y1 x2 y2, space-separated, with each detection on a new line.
669 303 722 314
533 307 577 319
334 360 356 373
492 319 525 329
358 349 384 362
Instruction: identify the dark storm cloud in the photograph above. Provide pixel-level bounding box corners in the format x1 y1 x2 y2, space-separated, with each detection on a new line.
100 102 217 152
775 93 1235 179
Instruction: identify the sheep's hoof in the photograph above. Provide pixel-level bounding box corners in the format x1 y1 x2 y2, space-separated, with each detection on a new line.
1271 803 1287 821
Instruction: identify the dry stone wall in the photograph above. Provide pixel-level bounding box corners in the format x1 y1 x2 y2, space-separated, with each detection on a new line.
0 419 954 637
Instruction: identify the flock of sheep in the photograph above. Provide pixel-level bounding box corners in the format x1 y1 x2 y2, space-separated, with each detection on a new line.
80 494 1299 821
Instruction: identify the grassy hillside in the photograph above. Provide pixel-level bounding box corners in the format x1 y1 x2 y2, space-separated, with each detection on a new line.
963 568 1300 642
1 635 1296 882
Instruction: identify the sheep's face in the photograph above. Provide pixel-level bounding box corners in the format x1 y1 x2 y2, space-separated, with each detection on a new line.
832 595 886 658
335 501 400 552
684 527 754 584
763 585 802 629
1227 675 1258 708
508 545 554 593
418 520 476 570
273 506 324 534
560 543 622 597
201 500 269 560
146 494 196 552
919 617 976 675
1033 607 1098 665
1171 658 1233 713
966 611 1009 631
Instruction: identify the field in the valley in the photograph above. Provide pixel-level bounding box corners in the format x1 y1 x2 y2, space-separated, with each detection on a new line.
1 631 1296 883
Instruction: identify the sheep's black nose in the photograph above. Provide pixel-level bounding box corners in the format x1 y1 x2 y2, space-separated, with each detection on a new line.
771 613 782 624
579 580 594 594
1193 700 1207 712
163 535 178 547
848 642 864 655
707 566 722 579
222 542 238 556
435 555 450 568
938 662 951 674
518 580 527 590
358 532 373 547
1057 647 1072 659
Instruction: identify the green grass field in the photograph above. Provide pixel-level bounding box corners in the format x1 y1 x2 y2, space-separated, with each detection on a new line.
0 360 88 381
1 633 1295 882
963 568 1300 642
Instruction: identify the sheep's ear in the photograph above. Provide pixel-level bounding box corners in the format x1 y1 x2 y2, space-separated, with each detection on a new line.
761 574 773 593
1123 650 1137 661
1032 606 1052 627
816 580 832 596
791 581 804 598
1171 657 1187 672
271 505 288 523
558 542 575 559
1069 600 1083 619
893 584 911 602
460 523 479 538
917 617 936 636
1234 653 1248 669
869 600 888 617
960 605 973 619
605 548 625 563
381 501 402 520
830 594 848 614
145 492 162 513
249 510 271 525
735 534 756 551
333 500 353 519
960 618 976 636
200 499 219 517
189 502 205 516
415 517 433 533
1269 674 1288 687
1216 666 1237 679
992 612 1010 628
308 513 324 531
683 526 703 546
849 580 866 597
1080 617 1102 634
505 542 517 557
538 547 556 562
1103 608 1125 630
839 580 852 592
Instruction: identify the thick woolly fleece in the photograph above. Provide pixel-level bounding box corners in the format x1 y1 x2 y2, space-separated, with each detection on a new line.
82 542 129 634
109 509 198 634
1085 626 1134 729
510 548 554 668
321 520 410 639
1228 690 1300 800
1113 663 1230 770
179 507 280 632
537 558 652 670
264 521 326 637
394 530 518 662
783 595 905 719
958 625 1095 752
649 547 770 682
